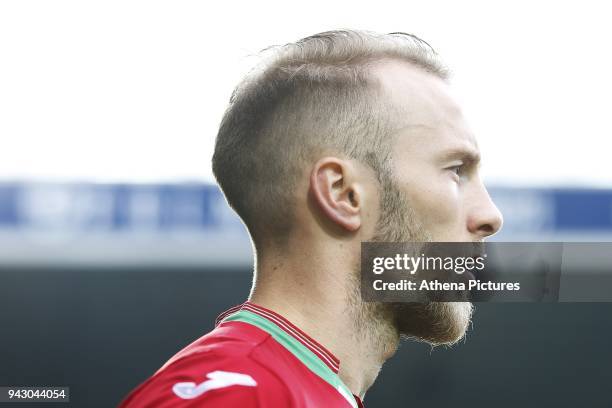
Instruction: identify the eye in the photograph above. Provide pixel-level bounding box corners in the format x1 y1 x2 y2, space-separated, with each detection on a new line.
445 164 468 183
447 164 463 176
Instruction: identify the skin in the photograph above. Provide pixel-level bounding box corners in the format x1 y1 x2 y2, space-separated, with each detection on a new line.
377 61 502 241
249 59 503 399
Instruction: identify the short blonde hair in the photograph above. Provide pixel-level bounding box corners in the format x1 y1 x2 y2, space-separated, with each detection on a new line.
212 30 447 244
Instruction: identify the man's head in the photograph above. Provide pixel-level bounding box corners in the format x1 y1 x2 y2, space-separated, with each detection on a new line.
212 30 502 346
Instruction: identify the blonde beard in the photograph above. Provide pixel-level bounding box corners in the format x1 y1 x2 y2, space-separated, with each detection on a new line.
394 301 473 346
353 172 474 347
346 279 473 351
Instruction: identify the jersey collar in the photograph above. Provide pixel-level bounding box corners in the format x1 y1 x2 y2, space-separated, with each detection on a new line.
215 301 341 373
216 301 363 408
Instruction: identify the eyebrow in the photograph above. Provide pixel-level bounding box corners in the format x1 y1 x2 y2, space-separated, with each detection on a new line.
438 146 481 166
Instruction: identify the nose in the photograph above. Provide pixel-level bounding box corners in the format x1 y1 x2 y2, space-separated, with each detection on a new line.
467 185 503 239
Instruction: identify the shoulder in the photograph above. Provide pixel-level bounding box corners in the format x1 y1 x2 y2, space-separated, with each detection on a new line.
119 321 294 408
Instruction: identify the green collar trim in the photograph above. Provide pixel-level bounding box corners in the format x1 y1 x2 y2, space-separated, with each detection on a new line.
222 310 358 408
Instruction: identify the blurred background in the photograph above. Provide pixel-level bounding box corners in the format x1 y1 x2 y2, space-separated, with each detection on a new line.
1 1 612 407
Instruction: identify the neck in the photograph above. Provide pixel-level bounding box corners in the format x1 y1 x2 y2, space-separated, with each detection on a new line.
249 247 399 398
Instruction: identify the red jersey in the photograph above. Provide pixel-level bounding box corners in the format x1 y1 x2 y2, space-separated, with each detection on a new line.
119 301 364 407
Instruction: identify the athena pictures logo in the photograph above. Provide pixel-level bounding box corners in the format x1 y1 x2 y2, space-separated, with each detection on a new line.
359 242 612 302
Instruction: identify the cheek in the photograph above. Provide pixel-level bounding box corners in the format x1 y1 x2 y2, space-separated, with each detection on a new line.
403 175 461 229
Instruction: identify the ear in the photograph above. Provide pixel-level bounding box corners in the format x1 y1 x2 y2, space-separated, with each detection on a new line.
309 157 361 232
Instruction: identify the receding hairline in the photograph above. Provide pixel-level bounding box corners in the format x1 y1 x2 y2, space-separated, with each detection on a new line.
212 30 450 247
237 30 449 96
